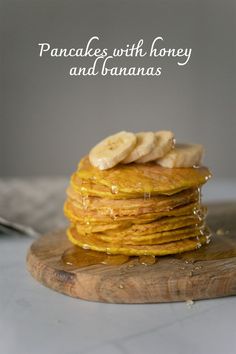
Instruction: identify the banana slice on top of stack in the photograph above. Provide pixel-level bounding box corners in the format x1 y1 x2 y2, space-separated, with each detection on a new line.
89 131 204 170
89 131 136 170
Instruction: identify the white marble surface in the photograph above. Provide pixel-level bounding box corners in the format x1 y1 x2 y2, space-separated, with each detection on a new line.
0 179 236 354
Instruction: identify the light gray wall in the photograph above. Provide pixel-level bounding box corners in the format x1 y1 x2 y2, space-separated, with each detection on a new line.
1 0 236 177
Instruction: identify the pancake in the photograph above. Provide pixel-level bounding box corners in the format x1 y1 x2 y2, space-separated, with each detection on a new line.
67 186 200 216
76 156 211 198
81 225 205 245
64 199 205 225
100 215 205 237
66 192 199 218
68 227 208 256
74 211 205 236
71 175 142 199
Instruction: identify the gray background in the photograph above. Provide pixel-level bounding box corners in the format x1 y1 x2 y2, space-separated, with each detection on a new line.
1 0 235 178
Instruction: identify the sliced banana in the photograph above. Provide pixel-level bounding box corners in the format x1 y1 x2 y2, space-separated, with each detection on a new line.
122 132 156 164
89 131 136 170
137 131 174 163
157 144 204 168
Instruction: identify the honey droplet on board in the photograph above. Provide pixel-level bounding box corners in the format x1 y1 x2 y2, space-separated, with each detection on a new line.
216 228 229 236
186 299 194 308
139 255 156 266
101 254 130 265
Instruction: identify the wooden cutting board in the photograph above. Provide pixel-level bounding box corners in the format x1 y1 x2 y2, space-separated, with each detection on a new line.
27 202 236 303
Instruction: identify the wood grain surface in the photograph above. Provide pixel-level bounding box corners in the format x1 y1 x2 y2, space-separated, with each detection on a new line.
27 202 236 303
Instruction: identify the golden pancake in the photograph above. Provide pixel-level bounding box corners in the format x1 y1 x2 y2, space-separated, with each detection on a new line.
68 227 208 256
67 186 200 217
75 214 202 236
81 225 205 245
74 215 202 236
77 221 126 234
67 193 199 219
100 215 205 237
66 187 200 220
71 175 142 199
74 209 206 236
76 157 211 198
64 199 205 225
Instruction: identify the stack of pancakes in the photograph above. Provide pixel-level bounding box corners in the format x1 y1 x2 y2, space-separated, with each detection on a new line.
64 157 211 256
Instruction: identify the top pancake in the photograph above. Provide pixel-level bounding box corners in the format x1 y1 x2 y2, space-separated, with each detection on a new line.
76 157 211 198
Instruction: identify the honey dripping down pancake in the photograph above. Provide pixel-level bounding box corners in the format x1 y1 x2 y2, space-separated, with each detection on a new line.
64 131 212 259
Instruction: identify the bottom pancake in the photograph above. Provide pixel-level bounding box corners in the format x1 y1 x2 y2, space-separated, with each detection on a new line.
68 227 209 256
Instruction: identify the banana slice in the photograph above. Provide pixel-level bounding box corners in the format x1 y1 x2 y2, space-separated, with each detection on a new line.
137 130 174 163
122 132 156 164
89 131 136 170
157 143 204 168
